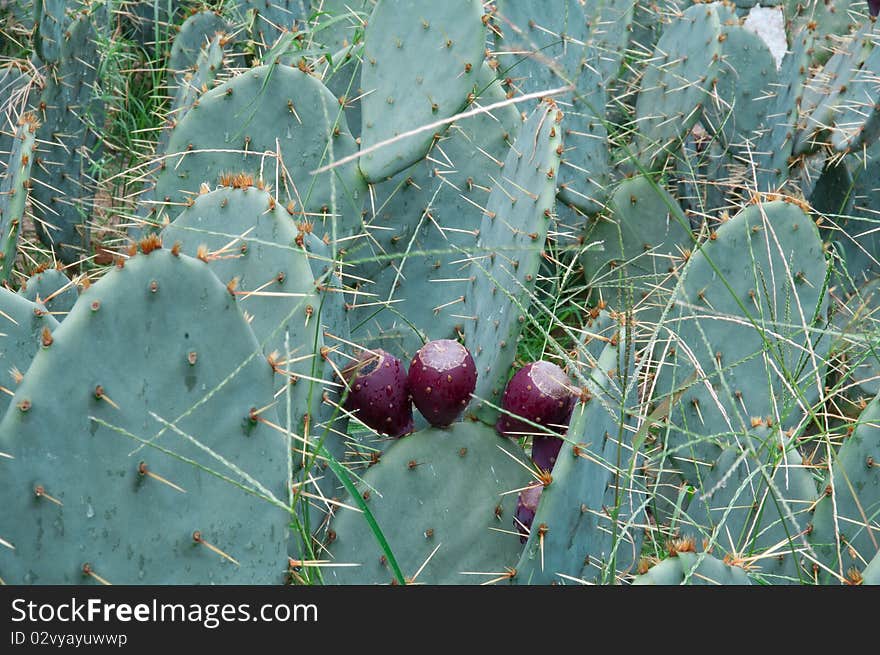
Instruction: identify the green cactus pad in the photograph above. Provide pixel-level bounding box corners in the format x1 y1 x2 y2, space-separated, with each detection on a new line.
683 429 819 584
704 24 777 151
153 64 365 246
463 99 563 424
830 277 880 399
0 248 290 584
794 23 875 156
325 422 532 584
809 393 880 582
633 3 722 170
358 0 487 181
652 199 830 498
515 330 647 584
348 64 519 363
168 10 229 77
0 287 58 416
864 549 880 584
31 14 105 263
753 26 815 191
579 175 691 327
631 551 752 585
18 267 78 318
0 113 36 282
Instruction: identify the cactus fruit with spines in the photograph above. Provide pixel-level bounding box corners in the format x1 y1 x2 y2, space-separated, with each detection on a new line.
514 326 646 584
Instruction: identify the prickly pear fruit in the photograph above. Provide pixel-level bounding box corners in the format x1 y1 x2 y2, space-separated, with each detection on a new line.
407 339 477 427
514 484 543 544
343 349 413 437
531 435 563 472
495 361 576 439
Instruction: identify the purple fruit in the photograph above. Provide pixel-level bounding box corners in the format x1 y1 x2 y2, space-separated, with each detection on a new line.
514 484 543 543
407 339 477 427
871 0 880 17
495 361 576 439
342 349 413 437
532 435 563 472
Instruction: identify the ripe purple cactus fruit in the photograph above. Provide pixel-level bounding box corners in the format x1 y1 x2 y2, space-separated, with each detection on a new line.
495 361 576 440
531 435 563 472
342 349 413 437
872 0 880 17
407 339 477 427
514 484 543 543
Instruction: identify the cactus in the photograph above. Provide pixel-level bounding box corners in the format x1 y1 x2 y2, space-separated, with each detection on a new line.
829 277 880 399
514 327 646 584
864 549 880 583
0 287 58 416
0 246 290 584
704 22 777 152
154 31 227 159
650 199 830 515
348 63 519 362
151 64 365 247
0 113 37 282
578 174 691 327
325 422 532 584
30 14 105 263
632 549 752 585
18 266 78 317
682 427 819 584
808 392 880 582
753 25 815 191
357 0 487 181
464 99 562 425
633 3 723 170
160 181 350 540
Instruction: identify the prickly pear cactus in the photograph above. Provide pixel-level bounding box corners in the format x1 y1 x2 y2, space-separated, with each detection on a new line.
514 326 647 584
325 422 532 584
0 113 37 281
0 247 290 584
651 199 830 515
579 175 691 327
634 3 722 169
18 266 78 317
464 99 563 425
357 0 487 181
349 64 519 362
632 549 752 585
0 287 58 416
683 427 819 584
152 64 365 247
808 392 880 583
30 14 105 263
